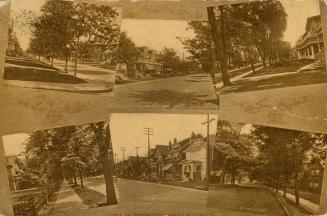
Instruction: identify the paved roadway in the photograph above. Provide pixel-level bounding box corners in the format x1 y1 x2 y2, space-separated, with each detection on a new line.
55 177 286 216
219 83 327 134
0 74 217 135
207 185 287 216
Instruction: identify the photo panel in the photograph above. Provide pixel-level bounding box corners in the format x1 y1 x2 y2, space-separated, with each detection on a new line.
3 0 122 95
206 0 327 132
106 0 219 113
207 119 327 215
1 120 116 216
0 0 123 135
0 113 218 216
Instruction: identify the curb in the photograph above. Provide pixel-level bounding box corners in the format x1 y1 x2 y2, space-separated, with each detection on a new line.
3 80 113 93
264 187 293 216
235 184 292 216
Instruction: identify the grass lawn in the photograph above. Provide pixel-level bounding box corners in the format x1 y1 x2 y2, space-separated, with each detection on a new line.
213 64 262 84
286 188 321 205
6 59 55 70
244 60 313 78
207 185 286 215
222 70 327 94
4 57 87 84
4 66 86 84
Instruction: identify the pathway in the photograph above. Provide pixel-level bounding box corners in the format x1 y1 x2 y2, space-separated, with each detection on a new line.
39 182 87 216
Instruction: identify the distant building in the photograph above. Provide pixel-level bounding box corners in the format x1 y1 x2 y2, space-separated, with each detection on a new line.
301 158 324 193
135 47 163 76
150 145 169 178
162 135 197 180
295 15 324 61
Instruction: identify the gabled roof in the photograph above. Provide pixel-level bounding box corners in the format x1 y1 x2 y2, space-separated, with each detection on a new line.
305 15 321 32
154 145 169 156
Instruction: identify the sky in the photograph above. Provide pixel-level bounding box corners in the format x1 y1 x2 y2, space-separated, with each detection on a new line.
9 0 320 55
1 114 217 161
2 133 29 156
110 113 217 161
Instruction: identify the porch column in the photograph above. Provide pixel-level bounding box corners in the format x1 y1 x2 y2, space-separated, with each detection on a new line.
0 138 14 216
319 149 327 214
319 0 327 70
311 45 315 59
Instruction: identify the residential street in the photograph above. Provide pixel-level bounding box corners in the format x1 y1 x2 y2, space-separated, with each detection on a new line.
46 177 288 216
207 185 287 216
219 82 327 134
112 74 218 113
0 73 217 135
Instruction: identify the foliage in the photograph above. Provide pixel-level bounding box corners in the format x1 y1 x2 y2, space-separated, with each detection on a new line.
214 121 257 184
250 125 322 206
158 47 180 70
23 0 120 65
113 32 140 68
179 21 214 73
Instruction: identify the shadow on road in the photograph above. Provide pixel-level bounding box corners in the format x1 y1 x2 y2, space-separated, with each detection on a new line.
72 185 106 208
131 89 215 108
207 185 286 216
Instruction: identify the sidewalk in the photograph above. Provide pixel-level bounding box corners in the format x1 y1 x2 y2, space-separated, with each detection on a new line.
3 80 113 93
215 66 264 89
39 182 87 216
51 59 115 83
276 190 320 214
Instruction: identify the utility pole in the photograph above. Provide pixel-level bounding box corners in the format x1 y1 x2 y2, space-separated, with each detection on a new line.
143 127 154 180
135 146 140 157
114 152 117 165
202 114 216 191
120 147 126 162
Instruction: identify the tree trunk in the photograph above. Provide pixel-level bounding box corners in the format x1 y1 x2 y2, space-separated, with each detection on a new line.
74 37 80 77
231 174 236 185
220 159 226 185
51 56 54 67
79 167 84 188
294 170 300 207
283 177 287 198
73 170 77 185
92 123 118 205
256 45 266 67
207 7 230 86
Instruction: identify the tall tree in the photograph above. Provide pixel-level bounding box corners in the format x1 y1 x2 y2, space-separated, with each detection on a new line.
251 126 316 207
89 122 118 205
179 21 214 75
113 32 140 74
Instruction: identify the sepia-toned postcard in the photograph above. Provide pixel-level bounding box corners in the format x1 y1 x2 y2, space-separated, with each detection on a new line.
0 0 327 216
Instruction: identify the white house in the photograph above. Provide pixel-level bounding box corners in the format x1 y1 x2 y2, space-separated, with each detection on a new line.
180 136 207 181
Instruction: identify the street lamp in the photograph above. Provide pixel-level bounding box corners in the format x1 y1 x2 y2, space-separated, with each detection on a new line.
65 44 70 73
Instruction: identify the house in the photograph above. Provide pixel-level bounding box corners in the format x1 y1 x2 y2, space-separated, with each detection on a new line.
301 158 324 193
295 15 324 61
150 145 169 178
180 134 209 181
6 155 25 191
135 47 163 76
